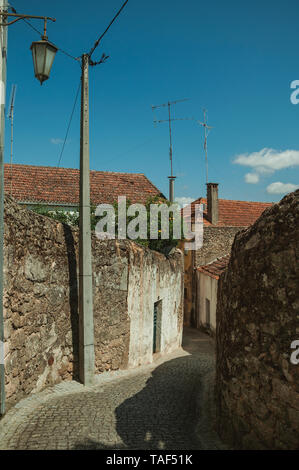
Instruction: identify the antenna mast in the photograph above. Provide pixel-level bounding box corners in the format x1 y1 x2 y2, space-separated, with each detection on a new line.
152 98 191 202
8 84 17 195
198 109 213 185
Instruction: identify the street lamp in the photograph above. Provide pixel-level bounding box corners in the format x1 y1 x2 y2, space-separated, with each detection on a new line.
0 3 57 417
31 39 58 85
0 10 57 85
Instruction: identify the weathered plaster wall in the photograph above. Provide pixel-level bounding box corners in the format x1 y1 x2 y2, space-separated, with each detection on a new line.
127 245 183 368
196 271 217 333
216 190 299 450
3 197 183 410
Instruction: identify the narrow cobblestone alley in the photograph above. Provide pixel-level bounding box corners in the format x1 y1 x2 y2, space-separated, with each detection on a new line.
0 328 227 450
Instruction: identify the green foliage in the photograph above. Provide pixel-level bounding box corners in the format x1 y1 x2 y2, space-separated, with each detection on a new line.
31 196 183 255
31 205 79 226
111 195 183 254
31 204 99 229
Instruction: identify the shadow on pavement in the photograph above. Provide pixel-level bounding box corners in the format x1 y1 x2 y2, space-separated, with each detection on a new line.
73 329 215 450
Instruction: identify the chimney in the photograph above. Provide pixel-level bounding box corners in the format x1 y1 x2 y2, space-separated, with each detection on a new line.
207 183 219 225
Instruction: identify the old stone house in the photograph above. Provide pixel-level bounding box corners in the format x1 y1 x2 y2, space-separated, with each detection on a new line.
4 163 164 210
182 183 273 327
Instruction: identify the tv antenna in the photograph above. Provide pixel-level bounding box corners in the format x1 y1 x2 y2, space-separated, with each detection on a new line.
7 84 17 195
152 98 192 202
198 109 213 185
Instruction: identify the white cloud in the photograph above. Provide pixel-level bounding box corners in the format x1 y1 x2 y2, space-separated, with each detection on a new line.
266 182 299 194
51 138 64 145
244 173 259 184
175 197 194 208
234 148 299 174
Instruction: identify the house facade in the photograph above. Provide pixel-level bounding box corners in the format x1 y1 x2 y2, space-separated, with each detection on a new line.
183 183 273 328
195 255 229 334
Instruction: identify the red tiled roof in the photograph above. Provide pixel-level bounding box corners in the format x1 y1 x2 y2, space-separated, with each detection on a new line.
4 164 164 206
197 255 230 280
183 196 273 227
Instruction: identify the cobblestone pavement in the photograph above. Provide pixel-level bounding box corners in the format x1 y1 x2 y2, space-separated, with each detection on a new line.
0 328 228 450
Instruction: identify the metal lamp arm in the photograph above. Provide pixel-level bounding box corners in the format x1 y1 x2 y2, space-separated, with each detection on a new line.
0 16 24 26
0 12 56 38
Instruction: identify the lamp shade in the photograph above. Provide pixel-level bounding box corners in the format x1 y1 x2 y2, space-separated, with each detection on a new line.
30 39 58 85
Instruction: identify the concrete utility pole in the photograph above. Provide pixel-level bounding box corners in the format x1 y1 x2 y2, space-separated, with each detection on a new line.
78 53 94 386
0 0 7 417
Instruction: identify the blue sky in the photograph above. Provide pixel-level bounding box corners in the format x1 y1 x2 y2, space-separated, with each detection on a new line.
4 0 299 204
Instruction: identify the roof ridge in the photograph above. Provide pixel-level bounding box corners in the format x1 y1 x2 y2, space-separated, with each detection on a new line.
189 196 273 205
202 254 230 267
139 173 166 198
4 163 146 176
218 198 273 204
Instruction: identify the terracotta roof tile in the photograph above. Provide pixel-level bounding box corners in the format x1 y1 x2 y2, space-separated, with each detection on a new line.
182 196 273 227
4 164 164 205
197 255 230 280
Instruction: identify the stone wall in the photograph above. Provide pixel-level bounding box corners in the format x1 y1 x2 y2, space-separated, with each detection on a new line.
2 197 183 410
216 190 299 450
195 226 243 267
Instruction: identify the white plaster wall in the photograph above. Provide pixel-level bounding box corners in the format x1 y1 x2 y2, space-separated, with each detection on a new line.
127 247 183 368
196 271 218 332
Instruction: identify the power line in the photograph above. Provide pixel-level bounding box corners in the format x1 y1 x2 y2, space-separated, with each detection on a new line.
57 81 81 167
57 46 80 63
88 0 129 58
8 2 80 62
8 1 129 63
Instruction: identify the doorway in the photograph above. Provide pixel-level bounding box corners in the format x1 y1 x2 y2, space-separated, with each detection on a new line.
205 298 210 327
153 300 162 353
